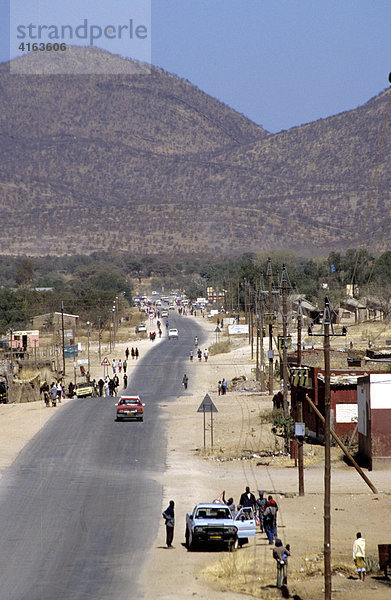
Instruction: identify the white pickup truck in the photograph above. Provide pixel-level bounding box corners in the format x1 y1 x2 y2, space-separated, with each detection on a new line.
185 503 256 551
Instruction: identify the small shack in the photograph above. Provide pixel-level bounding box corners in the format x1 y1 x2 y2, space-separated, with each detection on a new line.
9 330 40 350
290 366 375 443
357 373 391 470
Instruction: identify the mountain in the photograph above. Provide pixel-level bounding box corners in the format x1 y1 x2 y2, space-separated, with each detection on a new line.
0 46 390 257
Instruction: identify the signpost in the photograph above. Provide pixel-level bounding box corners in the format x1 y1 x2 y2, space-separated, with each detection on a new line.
101 356 111 378
197 394 218 449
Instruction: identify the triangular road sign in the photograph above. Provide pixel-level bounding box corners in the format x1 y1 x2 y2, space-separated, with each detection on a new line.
214 326 221 333
197 393 218 413
101 356 111 366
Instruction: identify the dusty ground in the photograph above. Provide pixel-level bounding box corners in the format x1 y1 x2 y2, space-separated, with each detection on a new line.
2 313 391 600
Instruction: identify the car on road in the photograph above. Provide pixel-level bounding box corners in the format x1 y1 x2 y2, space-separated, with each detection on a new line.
168 328 179 340
75 382 95 398
135 323 147 333
115 396 145 421
161 310 168 318
168 305 176 310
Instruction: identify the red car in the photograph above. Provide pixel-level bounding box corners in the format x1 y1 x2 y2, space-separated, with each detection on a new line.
115 396 145 422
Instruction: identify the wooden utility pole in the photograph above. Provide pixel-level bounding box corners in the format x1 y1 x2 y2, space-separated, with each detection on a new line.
323 300 332 600
260 306 265 391
297 299 304 496
281 265 289 418
61 301 65 376
267 258 274 395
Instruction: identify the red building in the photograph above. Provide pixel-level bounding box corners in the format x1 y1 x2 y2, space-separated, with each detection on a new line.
357 374 391 470
290 366 380 443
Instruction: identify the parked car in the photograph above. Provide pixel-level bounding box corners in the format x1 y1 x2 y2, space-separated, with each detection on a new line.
115 396 145 421
135 323 147 333
185 504 256 551
168 328 179 340
75 382 95 398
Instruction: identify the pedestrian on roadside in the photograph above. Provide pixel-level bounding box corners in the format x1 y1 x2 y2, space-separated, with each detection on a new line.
112 359 116 374
56 381 63 403
204 348 209 362
256 490 267 532
104 378 110 397
162 500 175 548
264 496 278 544
273 539 290 588
239 486 257 511
353 532 366 581
125 347 129 360
50 383 57 407
131 347 135 359
135 347 139 359
182 374 189 389
221 378 227 395
123 360 127 374
108 378 115 396
118 359 122 372
123 374 128 388
218 381 222 395
189 350 193 361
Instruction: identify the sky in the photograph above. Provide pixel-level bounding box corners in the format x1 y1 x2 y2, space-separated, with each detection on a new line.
1 0 390 132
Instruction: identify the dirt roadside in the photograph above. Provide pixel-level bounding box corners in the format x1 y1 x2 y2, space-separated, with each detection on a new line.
1 314 391 600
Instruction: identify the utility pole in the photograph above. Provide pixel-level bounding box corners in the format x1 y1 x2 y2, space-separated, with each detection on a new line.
323 300 332 600
281 265 289 418
260 302 265 392
267 258 274 395
61 301 65 376
297 299 304 497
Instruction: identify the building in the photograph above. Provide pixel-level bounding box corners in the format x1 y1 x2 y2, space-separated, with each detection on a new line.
357 373 391 470
290 366 380 442
31 312 79 331
9 330 40 350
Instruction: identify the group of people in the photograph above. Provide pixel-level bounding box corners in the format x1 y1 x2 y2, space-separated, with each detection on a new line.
189 348 209 361
124 347 139 360
217 379 228 395
40 381 65 407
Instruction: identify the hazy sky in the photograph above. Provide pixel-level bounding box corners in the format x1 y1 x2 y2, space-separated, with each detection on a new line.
2 0 390 132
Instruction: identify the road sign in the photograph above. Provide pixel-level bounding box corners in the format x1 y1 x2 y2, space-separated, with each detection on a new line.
197 394 218 413
101 356 111 366
214 326 221 333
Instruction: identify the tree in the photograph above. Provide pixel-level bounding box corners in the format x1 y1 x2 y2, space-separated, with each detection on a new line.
15 257 34 287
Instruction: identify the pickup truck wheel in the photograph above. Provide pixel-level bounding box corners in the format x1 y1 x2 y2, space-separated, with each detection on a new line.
186 531 197 551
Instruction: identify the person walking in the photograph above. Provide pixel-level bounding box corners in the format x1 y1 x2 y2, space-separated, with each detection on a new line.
218 381 222 395
264 496 278 544
50 383 57 407
118 359 122 373
135 347 139 359
131 347 135 359
123 374 128 388
273 539 290 588
221 378 227 395
204 348 209 362
239 486 257 511
125 347 129 360
189 350 193 361
104 378 110 397
353 532 366 581
98 378 104 397
123 359 127 374
162 500 175 548
112 359 116 374
182 374 189 389
256 490 267 532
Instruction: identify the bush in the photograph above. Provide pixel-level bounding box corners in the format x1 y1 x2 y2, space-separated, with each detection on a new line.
208 341 231 355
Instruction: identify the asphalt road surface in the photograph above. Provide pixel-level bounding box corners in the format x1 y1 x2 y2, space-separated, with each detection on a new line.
0 313 205 600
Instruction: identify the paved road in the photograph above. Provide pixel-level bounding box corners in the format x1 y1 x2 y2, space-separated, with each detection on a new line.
0 314 205 600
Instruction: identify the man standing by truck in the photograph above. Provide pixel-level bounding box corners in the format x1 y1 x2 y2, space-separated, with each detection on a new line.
162 500 175 548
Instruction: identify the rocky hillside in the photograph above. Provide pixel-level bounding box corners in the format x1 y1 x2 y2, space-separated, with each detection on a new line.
0 46 389 256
